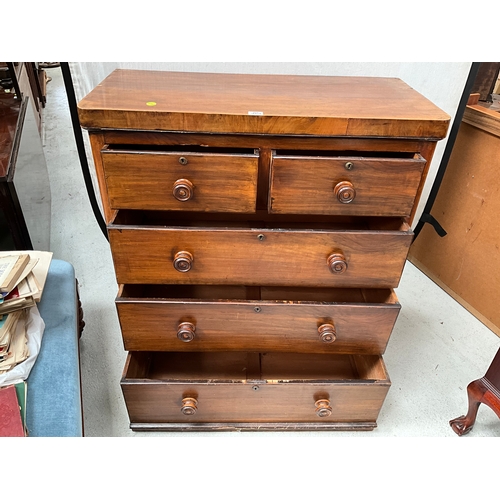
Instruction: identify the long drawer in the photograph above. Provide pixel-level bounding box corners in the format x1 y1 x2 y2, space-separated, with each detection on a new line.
117 285 400 354
108 214 413 288
121 351 391 431
101 148 259 213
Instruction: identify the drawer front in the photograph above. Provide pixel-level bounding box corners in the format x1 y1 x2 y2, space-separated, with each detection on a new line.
270 155 426 216
101 150 259 213
123 383 390 427
108 225 412 288
121 352 390 427
116 287 400 354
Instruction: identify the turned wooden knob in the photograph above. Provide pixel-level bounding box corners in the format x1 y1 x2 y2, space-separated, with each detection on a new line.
177 322 196 342
173 251 193 272
181 397 198 416
172 179 194 202
318 323 336 343
315 399 332 418
327 252 347 274
334 181 356 204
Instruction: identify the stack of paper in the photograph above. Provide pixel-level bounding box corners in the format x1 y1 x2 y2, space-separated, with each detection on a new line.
0 251 52 375
0 254 30 294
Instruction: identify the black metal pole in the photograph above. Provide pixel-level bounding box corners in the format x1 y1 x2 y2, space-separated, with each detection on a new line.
60 62 108 241
413 62 481 241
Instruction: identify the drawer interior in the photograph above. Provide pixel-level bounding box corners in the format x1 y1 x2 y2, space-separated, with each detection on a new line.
103 144 418 160
103 145 257 155
124 351 389 383
119 284 398 305
273 149 418 159
111 210 410 232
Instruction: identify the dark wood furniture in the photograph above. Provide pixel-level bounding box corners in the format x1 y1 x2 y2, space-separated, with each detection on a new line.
78 70 449 431
1 62 47 133
0 89 50 251
471 62 500 102
450 348 500 435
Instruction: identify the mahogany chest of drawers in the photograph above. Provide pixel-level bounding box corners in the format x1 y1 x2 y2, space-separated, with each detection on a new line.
78 70 449 431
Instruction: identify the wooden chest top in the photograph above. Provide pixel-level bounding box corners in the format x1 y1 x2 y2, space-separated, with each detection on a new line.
77 70 450 138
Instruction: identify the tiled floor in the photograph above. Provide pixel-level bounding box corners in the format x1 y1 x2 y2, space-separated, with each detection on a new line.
41 66 500 438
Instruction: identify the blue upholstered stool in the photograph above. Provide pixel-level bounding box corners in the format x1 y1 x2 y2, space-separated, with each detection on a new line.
26 259 84 437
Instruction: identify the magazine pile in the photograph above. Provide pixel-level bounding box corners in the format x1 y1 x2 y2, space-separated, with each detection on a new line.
0 251 52 374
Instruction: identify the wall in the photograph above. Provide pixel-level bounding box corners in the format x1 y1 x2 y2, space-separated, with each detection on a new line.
69 62 472 227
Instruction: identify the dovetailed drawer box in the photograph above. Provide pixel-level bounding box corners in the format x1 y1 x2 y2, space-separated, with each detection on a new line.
78 70 449 431
121 351 391 431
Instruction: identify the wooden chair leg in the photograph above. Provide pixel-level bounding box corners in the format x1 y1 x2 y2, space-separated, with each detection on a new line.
450 377 500 436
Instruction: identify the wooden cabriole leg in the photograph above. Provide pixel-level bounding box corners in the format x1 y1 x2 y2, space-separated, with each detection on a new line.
450 378 490 435
450 350 500 436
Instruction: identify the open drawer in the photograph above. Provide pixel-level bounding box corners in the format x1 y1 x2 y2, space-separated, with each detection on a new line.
269 151 426 216
101 146 259 213
121 351 391 431
117 285 400 354
108 212 413 288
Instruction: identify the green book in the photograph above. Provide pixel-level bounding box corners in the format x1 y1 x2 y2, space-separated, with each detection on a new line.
15 381 27 435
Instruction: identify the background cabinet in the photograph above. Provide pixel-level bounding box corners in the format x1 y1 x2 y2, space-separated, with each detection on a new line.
0 63 51 251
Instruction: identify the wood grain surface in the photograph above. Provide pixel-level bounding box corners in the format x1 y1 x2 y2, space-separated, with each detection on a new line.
108 221 412 288
116 285 400 354
101 148 258 212
270 154 426 216
78 70 450 138
121 352 390 424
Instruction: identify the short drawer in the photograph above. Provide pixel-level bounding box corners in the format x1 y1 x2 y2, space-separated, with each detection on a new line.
121 351 391 431
117 285 400 354
101 147 259 213
269 153 426 216
108 214 413 288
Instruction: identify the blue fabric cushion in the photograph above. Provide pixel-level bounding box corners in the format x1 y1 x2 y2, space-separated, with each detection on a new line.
26 259 83 437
